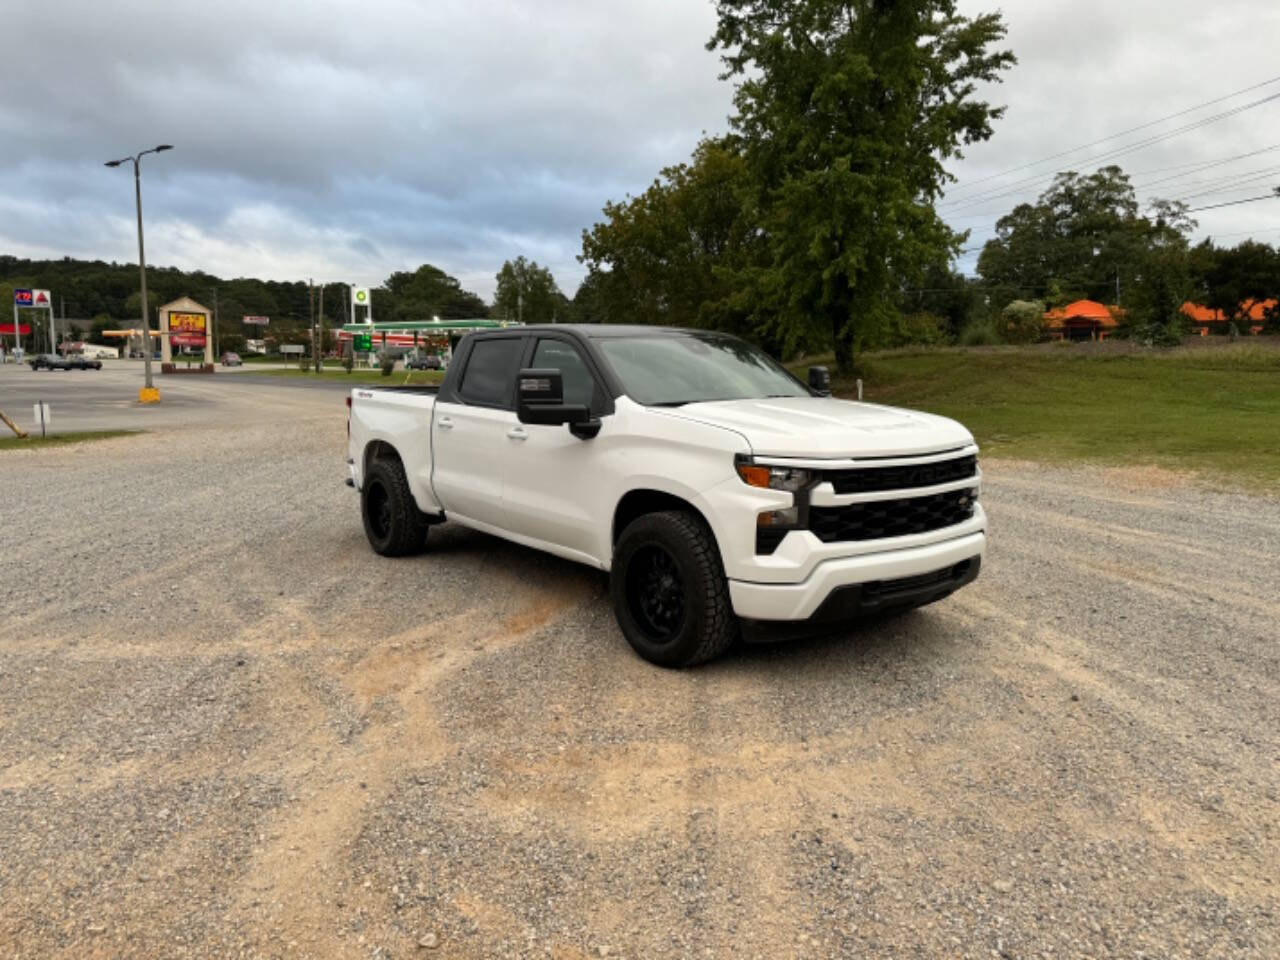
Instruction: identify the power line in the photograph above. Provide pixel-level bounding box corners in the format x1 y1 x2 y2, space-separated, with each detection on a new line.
1186 191 1280 213
946 73 1280 196
941 91 1280 213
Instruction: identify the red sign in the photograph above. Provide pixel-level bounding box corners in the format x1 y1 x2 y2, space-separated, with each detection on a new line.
0 323 32 336
168 312 207 348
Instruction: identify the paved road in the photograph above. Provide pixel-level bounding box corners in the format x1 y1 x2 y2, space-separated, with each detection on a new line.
0 361 350 435
0 412 1276 958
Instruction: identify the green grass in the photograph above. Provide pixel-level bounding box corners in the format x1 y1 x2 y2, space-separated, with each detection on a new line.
794 341 1280 492
246 367 446 385
0 429 139 451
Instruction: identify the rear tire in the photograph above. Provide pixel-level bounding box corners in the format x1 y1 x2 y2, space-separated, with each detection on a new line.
610 511 738 667
361 459 429 557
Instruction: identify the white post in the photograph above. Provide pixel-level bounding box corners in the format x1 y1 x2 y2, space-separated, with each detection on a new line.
12 301 20 354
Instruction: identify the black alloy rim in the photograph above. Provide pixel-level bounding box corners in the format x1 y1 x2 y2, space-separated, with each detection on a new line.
627 544 686 642
367 482 392 540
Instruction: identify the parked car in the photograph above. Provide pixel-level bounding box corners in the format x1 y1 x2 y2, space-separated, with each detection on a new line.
29 353 70 371
221 352 243 366
66 356 102 370
405 354 443 370
346 325 986 667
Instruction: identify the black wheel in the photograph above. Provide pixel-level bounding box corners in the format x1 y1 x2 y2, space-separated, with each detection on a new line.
610 511 738 667
361 458 429 557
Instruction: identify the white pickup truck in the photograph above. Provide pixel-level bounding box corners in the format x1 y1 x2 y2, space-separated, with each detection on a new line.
346 325 986 666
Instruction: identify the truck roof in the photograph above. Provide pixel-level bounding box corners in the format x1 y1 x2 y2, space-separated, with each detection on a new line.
494 324 713 339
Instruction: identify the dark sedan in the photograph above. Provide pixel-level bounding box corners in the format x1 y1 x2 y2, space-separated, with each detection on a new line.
405 354 443 370
28 354 71 371
67 356 103 370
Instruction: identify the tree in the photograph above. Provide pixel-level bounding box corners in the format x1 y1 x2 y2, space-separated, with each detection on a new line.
580 138 759 333
709 0 1015 373
380 264 488 322
977 167 1194 307
1000 300 1046 344
493 256 567 324
1190 239 1280 336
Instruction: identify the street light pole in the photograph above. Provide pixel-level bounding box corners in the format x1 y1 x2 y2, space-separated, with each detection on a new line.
106 144 173 401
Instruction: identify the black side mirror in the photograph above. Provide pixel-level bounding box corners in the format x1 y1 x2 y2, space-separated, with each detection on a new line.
516 368 601 438
808 365 832 396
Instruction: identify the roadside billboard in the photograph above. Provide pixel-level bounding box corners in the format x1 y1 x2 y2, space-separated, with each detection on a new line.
13 289 32 306
242 315 270 325
168 312 207 347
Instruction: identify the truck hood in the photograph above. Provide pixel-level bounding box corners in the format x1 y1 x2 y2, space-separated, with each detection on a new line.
666 396 974 459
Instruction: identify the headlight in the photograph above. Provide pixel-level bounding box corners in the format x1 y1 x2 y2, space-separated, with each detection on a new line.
735 461 814 492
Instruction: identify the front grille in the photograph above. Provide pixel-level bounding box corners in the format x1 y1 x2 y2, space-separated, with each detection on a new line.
829 454 976 495
808 488 976 543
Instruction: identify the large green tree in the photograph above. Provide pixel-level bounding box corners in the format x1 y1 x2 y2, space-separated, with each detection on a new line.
709 0 1015 372
1189 239 1280 335
379 264 488 322
492 256 567 324
579 137 759 333
977 167 1193 307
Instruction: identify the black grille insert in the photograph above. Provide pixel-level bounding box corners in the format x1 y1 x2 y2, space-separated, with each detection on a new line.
829 454 976 495
809 488 976 543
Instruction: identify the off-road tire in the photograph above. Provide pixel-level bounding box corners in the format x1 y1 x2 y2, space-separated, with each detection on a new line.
361 458 429 557
610 510 738 667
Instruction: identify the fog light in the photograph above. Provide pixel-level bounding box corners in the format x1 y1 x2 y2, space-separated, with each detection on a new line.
758 506 799 527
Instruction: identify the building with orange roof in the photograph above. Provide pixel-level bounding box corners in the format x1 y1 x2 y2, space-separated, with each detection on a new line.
1043 300 1121 341
1180 300 1277 336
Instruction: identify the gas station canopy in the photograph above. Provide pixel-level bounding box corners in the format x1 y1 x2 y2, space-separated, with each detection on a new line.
339 319 517 335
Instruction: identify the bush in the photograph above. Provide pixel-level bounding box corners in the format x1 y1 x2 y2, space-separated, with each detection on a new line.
343 351 355 373
1001 299 1047 343
380 354 396 377
958 320 1002 347
297 352 311 371
881 312 950 348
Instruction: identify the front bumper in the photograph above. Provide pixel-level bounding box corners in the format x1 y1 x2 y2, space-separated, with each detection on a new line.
728 530 986 621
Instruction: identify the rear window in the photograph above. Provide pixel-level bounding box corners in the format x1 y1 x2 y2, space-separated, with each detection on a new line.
458 338 524 407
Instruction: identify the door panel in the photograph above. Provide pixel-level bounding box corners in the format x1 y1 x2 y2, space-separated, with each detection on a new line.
430 336 526 526
501 337 606 560
430 401 514 525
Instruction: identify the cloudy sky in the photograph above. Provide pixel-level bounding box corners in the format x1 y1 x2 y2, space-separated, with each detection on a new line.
2 0 1279 300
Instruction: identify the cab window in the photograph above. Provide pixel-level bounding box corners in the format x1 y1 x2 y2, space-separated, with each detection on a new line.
458 337 524 408
532 338 598 411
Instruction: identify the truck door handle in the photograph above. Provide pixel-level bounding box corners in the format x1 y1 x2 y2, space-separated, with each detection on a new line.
506 427 527 441
437 417 454 429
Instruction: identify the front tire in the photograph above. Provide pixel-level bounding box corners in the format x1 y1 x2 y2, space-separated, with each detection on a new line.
610 511 738 667
361 459 429 557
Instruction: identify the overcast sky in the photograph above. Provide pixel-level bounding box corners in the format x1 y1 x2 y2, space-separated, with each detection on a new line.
2 0 1279 302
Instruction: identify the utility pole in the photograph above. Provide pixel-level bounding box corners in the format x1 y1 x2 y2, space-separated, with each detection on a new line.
316 284 325 373
308 279 315 369
212 287 219 359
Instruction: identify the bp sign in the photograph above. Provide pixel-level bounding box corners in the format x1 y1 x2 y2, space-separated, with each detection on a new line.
354 332 373 351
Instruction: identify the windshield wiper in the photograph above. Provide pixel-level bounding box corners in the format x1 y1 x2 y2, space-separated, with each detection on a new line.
648 400 691 407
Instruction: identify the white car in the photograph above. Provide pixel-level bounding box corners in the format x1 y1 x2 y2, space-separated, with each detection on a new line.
346 325 986 666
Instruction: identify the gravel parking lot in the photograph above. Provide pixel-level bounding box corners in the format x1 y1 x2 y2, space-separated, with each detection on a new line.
1 397 1276 959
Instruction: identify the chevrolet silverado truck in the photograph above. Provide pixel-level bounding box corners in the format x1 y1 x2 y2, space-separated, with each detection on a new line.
346 325 986 667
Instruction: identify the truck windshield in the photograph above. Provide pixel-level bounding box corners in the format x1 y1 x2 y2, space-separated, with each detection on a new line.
596 333 811 406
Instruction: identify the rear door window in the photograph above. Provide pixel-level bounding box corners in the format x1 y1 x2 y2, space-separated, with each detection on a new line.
457 338 524 408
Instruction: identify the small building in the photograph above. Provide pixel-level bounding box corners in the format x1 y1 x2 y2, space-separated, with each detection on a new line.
1043 300 1121 341
1181 300 1276 336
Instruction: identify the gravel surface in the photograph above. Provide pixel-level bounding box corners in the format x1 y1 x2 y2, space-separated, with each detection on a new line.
1 406 1277 959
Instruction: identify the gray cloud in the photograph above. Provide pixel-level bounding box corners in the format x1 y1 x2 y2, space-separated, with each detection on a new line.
2 0 1279 300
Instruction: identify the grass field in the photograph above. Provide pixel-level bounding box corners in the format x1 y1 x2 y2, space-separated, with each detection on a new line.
802 341 1280 492
0 430 138 451
246 368 446 385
